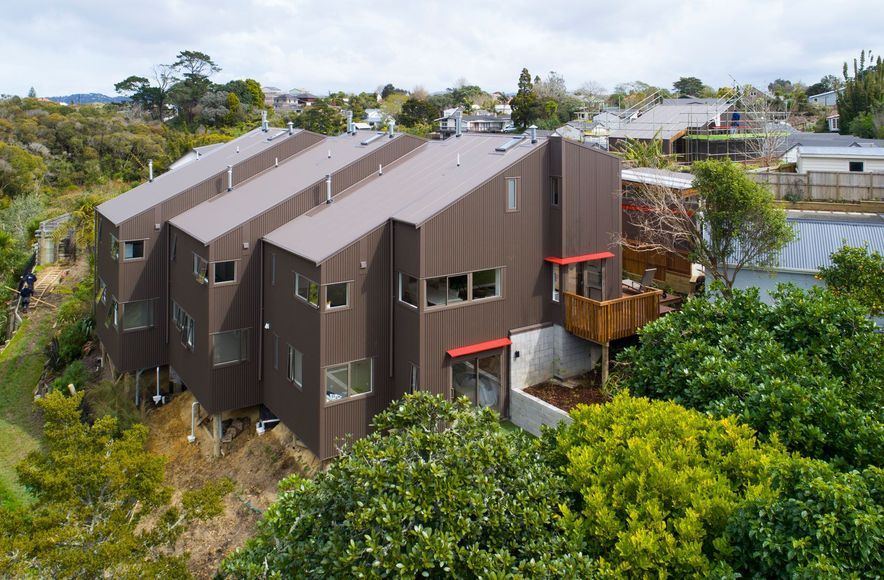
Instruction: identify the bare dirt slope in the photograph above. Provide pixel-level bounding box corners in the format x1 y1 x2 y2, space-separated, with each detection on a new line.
145 392 320 577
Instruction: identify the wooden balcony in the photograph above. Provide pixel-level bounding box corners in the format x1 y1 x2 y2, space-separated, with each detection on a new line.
564 290 662 345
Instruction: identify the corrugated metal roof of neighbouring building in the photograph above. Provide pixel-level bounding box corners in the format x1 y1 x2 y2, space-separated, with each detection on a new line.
264 134 546 264
97 127 303 225
168 132 405 244
621 167 695 190
797 146 884 158
735 212 884 272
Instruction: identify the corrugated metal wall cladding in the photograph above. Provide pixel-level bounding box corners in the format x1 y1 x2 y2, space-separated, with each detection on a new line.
262 245 322 455
321 394 390 460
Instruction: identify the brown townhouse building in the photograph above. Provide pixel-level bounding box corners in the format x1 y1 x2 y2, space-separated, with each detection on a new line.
95 124 624 460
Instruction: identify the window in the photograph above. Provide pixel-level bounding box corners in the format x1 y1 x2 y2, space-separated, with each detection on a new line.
172 301 194 350
551 176 561 207
409 364 419 394
214 260 236 284
287 345 303 387
122 299 154 331
124 240 144 260
193 254 208 285
295 273 319 307
325 282 349 309
325 358 372 402
170 234 177 261
271 253 276 286
106 297 118 329
96 278 107 305
505 177 519 211
212 329 249 366
398 272 419 308
472 268 501 300
849 161 864 172
552 264 561 302
426 274 468 307
110 234 119 261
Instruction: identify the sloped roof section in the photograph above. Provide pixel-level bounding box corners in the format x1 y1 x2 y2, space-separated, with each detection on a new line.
264 134 544 264
609 100 732 141
169 132 406 244
98 127 303 225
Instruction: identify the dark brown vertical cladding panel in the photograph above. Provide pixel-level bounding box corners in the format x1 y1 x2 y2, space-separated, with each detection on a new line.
319 225 393 460
262 244 322 456
167 226 213 410
548 137 564 259
94 213 122 366
392 222 422 393
420 145 549 395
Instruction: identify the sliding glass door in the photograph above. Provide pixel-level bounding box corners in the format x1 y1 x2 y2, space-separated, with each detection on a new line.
451 353 503 413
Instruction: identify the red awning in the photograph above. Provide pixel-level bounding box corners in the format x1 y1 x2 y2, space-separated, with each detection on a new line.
544 252 614 265
447 337 512 358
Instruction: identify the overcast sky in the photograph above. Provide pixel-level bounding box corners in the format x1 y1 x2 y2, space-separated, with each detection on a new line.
2 0 881 98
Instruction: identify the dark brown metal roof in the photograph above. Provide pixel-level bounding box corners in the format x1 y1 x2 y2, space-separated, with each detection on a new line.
97 127 302 225
263 134 543 264
168 132 404 244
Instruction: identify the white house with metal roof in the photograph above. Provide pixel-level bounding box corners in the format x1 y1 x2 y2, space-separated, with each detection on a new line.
794 146 884 174
730 211 884 302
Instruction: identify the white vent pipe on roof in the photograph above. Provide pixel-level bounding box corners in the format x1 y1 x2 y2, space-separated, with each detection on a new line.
148 159 154 182
261 110 269 132
457 153 461 167
346 110 354 134
227 165 233 191
379 163 383 176
529 124 537 144
287 121 294 135
388 119 395 138
455 109 463 138
325 174 332 204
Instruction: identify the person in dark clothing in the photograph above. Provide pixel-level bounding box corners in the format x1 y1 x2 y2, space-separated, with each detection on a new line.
25 272 37 287
19 285 33 311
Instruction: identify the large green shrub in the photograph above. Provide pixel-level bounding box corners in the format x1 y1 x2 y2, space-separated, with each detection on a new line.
728 459 883 578
551 392 777 577
221 392 595 578
620 285 883 469
818 244 884 315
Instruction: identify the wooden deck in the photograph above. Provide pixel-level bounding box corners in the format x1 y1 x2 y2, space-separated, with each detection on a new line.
564 290 662 344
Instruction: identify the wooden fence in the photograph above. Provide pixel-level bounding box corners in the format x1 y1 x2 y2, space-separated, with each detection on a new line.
749 171 884 202
622 247 692 282
564 290 661 345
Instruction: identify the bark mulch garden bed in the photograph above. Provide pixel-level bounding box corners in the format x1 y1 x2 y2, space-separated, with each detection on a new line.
523 371 609 412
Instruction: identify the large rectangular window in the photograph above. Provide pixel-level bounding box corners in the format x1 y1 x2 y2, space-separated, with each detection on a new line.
398 272 419 308
172 301 194 350
106 297 118 329
325 358 373 402
287 345 303 387
325 282 349 310
96 278 107 305
214 260 236 284
552 264 561 302
122 299 154 331
551 176 561 207
505 177 519 211
472 269 501 300
124 240 144 260
212 329 249 366
295 273 319 307
193 254 208 285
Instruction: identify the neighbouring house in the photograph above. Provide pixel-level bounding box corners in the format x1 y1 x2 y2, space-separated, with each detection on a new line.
363 108 389 128
780 134 884 163
273 93 303 112
262 86 283 108
807 89 841 107
730 211 884 300
827 114 840 132
792 146 884 174
438 108 512 135
35 213 74 265
95 122 659 461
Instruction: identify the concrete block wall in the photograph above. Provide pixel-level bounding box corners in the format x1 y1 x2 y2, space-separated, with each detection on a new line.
509 324 599 390
509 388 572 437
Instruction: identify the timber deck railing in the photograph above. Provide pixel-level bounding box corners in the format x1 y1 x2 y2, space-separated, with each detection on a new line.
564 290 662 344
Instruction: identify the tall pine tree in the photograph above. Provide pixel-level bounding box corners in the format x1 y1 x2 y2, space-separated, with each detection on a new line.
837 50 883 135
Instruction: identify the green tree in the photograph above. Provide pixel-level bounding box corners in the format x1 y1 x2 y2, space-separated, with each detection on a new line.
0 391 232 576
221 392 595 577
818 243 884 315
837 50 884 135
293 100 346 135
848 111 880 137
511 68 539 129
620 285 884 469
169 50 221 124
114 64 177 121
550 392 777 577
616 129 670 168
27 87 36 98
396 96 441 127
673 76 705 96
623 160 794 294
0 141 46 197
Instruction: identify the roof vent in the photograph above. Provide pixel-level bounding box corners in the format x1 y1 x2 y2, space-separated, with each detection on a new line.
287 121 294 135
457 153 461 167
227 165 233 191
261 110 269 132
325 174 332 204
388 119 396 138
360 132 384 146
148 159 154 182
529 124 537 144
455 109 463 138
346 110 354 134
495 134 527 153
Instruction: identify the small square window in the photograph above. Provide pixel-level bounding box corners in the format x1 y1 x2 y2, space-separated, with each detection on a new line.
123 299 154 331
213 329 249 366
124 240 144 260
505 177 519 211
849 161 864 172
325 282 349 309
214 260 236 284
472 268 501 300
295 273 319 307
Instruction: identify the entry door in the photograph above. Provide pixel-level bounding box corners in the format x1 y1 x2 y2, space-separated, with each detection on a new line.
451 353 504 413
579 262 604 300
